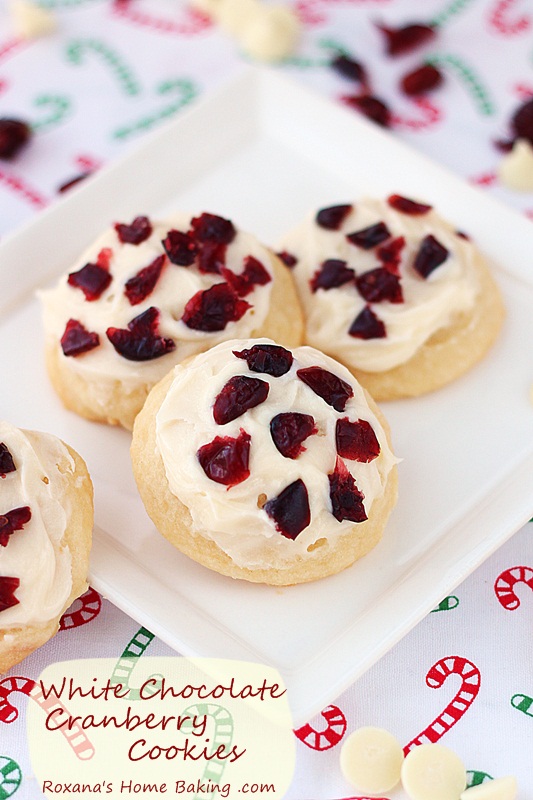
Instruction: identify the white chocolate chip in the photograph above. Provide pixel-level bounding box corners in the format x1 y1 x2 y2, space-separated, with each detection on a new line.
401 743 466 800
238 4 300 62
497 139 533 192
9 0 56 37
460 776 517 800
339 726 404 794
217 0 262 36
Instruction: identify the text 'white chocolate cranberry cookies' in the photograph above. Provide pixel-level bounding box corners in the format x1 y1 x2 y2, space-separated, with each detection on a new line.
131 339 398 585
279 195 505 400
0 421 93 673
40 212 303 430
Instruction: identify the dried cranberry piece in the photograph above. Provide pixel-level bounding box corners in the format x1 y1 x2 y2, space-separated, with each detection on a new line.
310 259 355 292
356 267 403 303
336 417 380 462
196 241 228 274
329 458 367 523
349 306 386 339
96 247 113 269
61 319 100 357
0 506 32 546
106 307 175 361
377 22 436 56
182 283 251 332
67 262 112 301
221 255 271 297
343 94 392 127
190 212 236 244
316 204 353 230
0 444 16 476
413 234 449 278
264 478 311 540
387 194 432 215
0 118 32 160
297 366 354 411
162 229 197 266
276 250 298 268
347 221 391 250
511 98 533 144
114 215 152 245
330 54 367 84
197 429 250 486
377 236 405 275
213 376 269 425
58 172 90 194
124 254 165 305
401 63 443 96
270 413 317 459
233 344 293 377
0 576 20 612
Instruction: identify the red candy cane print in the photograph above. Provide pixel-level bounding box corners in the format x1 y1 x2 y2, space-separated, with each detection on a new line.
294 704 347 750
0 37 26 64
469 171 497 187
111 0 212 36
403 656 480 754
295 0 391 27
0 677 35 723
391 97 443 131
489 0 531 35
0 169 48 209
494 565 533 610
59 587 102 630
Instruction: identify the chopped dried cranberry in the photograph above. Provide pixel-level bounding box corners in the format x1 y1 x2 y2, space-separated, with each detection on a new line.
124 254 165 305
0 444 16 476
0 576 20 612
190 212 236 244
197 429 250 486
221 255 271 297
347 221 391 250
413 234 449 278
330 54 367 84
329 458 367 523
349 306 386 339
264 478 311 540
376 22 436 56
343 94 392 127
96 247 113 269
233 344 293 376
387 194 432 215
61 319 100 357
162 229 197 266
106 306 175 361
270 413 317 459
377 236 405 275
356 267 403 303
0 506 32 546
336 417 380 462
67 262 112 301
114 215 152 245
212 375 269 425
401 63 443 96
0 118 32 160
310 259 355 292
316 204 353 230
297 366 354 411
196 240 227 274
511 98 533 144
181 283 250 332
58 172 90 193
276 250 298 268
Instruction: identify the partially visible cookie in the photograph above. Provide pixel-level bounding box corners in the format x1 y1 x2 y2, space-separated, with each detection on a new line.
131 338 398 585
40 211 303 430
279 195 505 399
0 421 93 673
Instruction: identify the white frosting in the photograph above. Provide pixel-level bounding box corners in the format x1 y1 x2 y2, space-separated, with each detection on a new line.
39 213 274 398
280 198 480 372
497 139 533 192
0 422 73 629
155 338 397 569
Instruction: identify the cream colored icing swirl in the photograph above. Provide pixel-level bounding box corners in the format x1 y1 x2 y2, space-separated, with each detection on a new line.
0 422 73 628
279 197 480 372
156 338 398 569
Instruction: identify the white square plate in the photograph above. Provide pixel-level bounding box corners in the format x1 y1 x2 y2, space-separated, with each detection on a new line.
2 67 533 726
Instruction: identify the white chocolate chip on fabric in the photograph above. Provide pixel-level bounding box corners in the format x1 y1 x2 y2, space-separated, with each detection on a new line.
339 726 404 794
401 743 467 800
460 776 518 800
238 4 300 63
217 0 262 37
9 0 56 38
497 139 533 192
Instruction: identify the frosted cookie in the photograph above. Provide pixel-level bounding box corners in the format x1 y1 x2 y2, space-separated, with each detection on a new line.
40 212 303 429
0 421 93 673
131 338 398 585
279 195 505 399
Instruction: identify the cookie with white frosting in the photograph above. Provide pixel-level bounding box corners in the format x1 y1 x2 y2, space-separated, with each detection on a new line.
278 195 504 399
0 421 93 673
40 212 303 430
131 338 398 585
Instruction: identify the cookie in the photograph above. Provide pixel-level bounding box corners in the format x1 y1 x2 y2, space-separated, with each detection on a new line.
131 338 398 585
40 212 303 430
0 421 93 673
278 195 505 399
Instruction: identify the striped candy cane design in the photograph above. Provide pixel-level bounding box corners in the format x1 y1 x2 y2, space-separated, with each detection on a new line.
110 626 160 700
494 566 533 610
403 656 481 754
511 693 533 716
294 0 391 27
0 678 34 724
65 39 141 97
294 704 347 750
0 757 21 800
489 0 531 35
391 97 443 131
181 703 234 795
112 78 197 141
0 169 48 209
111 0 212 36
59 587 101 630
